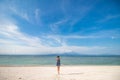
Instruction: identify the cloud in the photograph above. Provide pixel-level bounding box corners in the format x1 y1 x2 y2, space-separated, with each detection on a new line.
62 35 98 39
0 20 43 54
35 9 39 19
0 12 119 55
9 6 39 24
90 28 120 39
9 6 30 22
0 1 30 23
46 34 116 40
0 0 119 55
0 7 43 48
0 19 118 55
1 42 118 55
0 22 119 55
34 8 43 25
43 35 67 47
97 14 120 23
50 19 68 33
61 0 99 26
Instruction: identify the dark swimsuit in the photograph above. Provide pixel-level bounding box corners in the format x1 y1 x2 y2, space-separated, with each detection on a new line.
56 59 60 66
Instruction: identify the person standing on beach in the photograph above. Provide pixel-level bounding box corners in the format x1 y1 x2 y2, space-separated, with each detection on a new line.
56 56 61 74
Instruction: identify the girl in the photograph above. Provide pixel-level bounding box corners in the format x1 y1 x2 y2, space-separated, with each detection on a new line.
56 56 61 74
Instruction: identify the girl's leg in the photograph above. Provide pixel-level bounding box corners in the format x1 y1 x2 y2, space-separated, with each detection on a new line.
57 66 60 74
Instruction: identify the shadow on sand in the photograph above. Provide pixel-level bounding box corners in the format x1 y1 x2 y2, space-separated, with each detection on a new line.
54 73 83 80
54 75 61 80
61 73 84 75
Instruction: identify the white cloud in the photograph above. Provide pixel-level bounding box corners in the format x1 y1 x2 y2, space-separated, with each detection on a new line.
61 0 99 26
35 9 40 20
0 20 116 55
10 6 30 22
0 19 119 55
0 21 42 47
21 13 29 21
34 8 47 26
46 35 100 40
0 1 30 23
50 19 68 34
44 35 67 46
90 28 120 39
0 42 118 55
97 14 120 23
0 0 119 55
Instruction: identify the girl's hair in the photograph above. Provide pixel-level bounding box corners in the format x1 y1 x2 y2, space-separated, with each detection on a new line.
57 56 60 58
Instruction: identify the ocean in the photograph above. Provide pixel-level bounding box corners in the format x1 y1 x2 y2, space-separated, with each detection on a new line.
0 55 120 66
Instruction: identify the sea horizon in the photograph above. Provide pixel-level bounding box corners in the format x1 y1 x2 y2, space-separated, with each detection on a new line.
0 55 120 66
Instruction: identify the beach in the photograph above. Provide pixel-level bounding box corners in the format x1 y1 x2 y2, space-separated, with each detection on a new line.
0 66 120 80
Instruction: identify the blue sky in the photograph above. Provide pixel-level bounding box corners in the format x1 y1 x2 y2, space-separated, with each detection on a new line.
0 0 120 55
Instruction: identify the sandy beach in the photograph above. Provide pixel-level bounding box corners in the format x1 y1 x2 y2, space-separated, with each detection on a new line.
0 66 120 80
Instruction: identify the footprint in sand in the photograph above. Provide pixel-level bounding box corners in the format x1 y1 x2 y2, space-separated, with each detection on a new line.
19 77 22 79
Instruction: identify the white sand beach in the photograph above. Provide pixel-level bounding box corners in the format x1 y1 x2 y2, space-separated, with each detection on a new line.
0 66 120 80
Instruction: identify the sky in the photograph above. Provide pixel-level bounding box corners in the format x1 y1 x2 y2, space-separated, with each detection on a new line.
0 0 120 55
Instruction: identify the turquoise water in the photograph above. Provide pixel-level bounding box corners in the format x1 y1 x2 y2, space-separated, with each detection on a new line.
0 55 120 66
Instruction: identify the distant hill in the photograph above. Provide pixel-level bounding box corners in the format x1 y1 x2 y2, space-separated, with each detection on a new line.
0 52 120 57
37 52 120 57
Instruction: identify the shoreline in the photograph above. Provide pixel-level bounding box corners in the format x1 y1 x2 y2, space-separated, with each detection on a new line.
0 65 120 67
